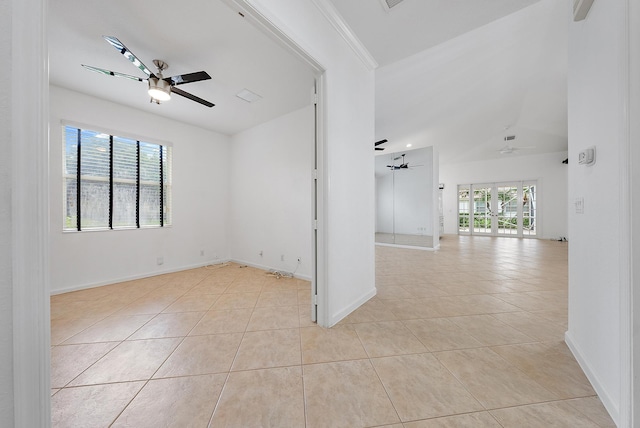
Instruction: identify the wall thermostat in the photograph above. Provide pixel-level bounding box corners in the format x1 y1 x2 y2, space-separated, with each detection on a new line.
578 147 596 166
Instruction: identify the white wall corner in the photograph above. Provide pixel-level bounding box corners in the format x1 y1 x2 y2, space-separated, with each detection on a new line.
565 332 620 426
309 0 379 70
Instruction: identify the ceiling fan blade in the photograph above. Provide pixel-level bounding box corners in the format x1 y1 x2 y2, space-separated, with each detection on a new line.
82 64 146 82
375 147 385 151
166 71 211 86
171 87 215 108
102 35 153 77
375 139 388 147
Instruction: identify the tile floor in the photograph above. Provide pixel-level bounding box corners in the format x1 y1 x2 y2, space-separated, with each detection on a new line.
50 236 616 427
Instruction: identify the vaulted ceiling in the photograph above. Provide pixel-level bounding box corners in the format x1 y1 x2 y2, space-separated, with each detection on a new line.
330 0 568 164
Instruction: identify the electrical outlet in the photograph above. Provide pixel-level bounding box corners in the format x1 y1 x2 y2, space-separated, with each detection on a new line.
200 250 204 256
259 250 263 257
297 257 301 263
281 254 285 261
157 256 164 265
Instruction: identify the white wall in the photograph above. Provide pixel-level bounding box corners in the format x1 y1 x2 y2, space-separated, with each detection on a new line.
245 0 376 326
229 106 314 279
49 86 231 293
567 1 626 424
439 151 568 240
0 0 14 422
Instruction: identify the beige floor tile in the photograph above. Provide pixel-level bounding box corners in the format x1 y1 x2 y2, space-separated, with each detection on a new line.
210 366 305 428
162 294 220 313
154 333 242 377
51 342 119 388
490 400 601 427
301 325 368 364
69 338 181 386
530 308 569 327
114 295 179 316
341 299 400 323
435 347 558 409
403 318 483 351
403 411 502 427
297 289 312 305
491 311 567 341
354 321 427 357
189 309 252 335
491 342 595 398
185 281 230 295
246 305 300 331
51 317 101 345
210 292 260 310
303 359 400 428
256 290 299 307
112 374 226 427
448 314 535 346
299 305 316 327
62 314 154 344
376 285 415 299
128 312 205 340
231 328 301 371
565 397 616 427
371 353 483 421
51 382 144 427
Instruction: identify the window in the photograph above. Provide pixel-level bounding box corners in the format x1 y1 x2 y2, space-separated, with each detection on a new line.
63 125 172 231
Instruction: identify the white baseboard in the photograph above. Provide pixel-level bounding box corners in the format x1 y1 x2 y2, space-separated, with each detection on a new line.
565 332 620 426
230 258 312 281
50 259 231 295
328 287 377 327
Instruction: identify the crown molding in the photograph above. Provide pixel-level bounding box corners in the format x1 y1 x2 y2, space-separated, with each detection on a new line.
310 0 379 70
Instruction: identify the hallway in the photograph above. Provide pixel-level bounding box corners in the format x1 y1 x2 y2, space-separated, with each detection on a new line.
50 236 615 427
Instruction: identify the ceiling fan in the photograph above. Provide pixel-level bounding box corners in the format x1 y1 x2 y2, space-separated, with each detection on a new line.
498 135 535 155
386 153 422 170
375 139 388 151
82 36 215 107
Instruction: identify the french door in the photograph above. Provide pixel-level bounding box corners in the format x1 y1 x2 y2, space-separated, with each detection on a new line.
458 181 537 237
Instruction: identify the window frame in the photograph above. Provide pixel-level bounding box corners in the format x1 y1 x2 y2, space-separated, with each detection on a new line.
62 121 172 232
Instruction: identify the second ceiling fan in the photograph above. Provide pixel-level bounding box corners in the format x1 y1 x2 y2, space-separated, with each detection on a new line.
82 35 215 107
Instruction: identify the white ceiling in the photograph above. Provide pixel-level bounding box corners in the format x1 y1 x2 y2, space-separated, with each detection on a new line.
50 0 569 164
329 0 569 164
49 0 315 136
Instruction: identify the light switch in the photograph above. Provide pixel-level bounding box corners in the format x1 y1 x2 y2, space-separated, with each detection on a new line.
574 197 584 214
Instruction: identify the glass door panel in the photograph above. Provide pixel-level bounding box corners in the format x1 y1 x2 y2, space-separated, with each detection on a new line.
458 185 470 234
523 183 537 236
497 185 519 236
472 186 493 235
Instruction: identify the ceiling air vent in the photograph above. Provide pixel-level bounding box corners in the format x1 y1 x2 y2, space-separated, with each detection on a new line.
379 0 406 12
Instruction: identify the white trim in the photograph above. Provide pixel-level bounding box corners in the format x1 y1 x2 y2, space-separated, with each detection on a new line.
329 287 377 327
375 242 438 251
565 332 619 425
619 0 633 423
11 0 51 426
230 259 312 282
309 0 379 70
50 260 233 295
221 0 326 75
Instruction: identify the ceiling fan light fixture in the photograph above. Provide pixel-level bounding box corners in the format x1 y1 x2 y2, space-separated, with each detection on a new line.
148 77 171 102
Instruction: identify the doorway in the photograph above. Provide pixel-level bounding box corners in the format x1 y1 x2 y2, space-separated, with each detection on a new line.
458 181 538 237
